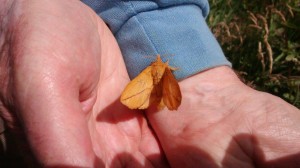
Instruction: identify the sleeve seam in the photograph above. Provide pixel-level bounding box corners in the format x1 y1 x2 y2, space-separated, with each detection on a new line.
113 3 207 35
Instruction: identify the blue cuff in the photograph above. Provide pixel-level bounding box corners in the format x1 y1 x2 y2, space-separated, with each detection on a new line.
82 1 231 80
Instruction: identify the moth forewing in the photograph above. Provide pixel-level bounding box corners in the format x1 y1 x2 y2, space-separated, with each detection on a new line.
120 66 154 109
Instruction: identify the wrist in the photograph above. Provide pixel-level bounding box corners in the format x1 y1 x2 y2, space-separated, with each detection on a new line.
181 66 242 91
148 66 249 140
147 66 252 167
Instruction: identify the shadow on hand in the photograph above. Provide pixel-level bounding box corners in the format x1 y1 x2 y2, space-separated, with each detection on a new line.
96 98 145 124
3 99 300 168
2 132 300 167
94 98 300 168
0 126 39 168
153 133 300 168
222 133 300 168
48 152 167 168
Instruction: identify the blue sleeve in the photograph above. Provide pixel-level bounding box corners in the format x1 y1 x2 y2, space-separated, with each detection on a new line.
81 0 231 80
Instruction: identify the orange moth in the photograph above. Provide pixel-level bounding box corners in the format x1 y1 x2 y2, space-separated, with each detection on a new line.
120 55 182 110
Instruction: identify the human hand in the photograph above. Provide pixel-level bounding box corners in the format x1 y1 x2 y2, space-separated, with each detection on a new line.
0 0 167 167
146 66 300 168
2 0 300 168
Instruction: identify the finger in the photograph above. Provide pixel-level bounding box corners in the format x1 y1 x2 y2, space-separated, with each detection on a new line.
12 41 99 167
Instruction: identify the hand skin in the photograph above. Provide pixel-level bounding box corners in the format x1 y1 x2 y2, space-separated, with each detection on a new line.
147 66 300 168
0 0 166 167
1 0 300 168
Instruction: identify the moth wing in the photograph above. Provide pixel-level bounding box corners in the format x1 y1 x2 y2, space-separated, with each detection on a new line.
120 66 153 109
162 68 182 110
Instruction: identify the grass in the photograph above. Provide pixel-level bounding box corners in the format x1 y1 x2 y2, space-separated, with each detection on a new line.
208 0 300 108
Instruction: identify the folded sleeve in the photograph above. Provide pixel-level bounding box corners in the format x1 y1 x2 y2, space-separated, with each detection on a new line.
81 0 231 80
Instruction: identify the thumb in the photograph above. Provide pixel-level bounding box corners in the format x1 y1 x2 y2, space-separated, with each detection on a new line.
12 58 97 166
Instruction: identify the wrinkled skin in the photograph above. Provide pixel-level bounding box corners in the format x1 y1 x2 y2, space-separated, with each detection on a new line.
1 0 300 167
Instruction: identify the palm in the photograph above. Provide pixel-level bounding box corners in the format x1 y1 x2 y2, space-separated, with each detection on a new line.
2 1 165 167
88 19 165 167
146 68 300 167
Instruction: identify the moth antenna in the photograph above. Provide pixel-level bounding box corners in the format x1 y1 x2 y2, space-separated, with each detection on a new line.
169 66 179 71
143 54 160 61
159 54 175 59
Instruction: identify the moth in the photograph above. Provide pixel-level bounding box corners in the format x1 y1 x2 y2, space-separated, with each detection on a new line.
120 55 182 110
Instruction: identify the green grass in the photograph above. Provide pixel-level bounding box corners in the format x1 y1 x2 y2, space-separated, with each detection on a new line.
208 0 300 108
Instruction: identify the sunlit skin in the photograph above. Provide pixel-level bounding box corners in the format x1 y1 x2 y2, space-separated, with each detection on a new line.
1 0 300 167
